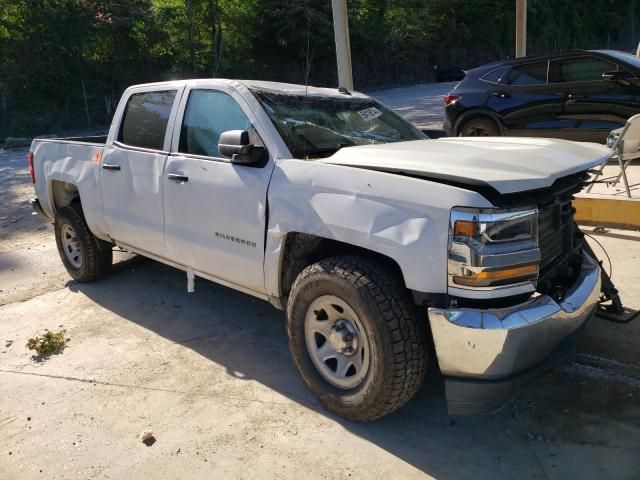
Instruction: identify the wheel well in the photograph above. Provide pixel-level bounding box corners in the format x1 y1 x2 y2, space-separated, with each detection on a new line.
279 232 405 300
455 111 502 135
51 180 80 212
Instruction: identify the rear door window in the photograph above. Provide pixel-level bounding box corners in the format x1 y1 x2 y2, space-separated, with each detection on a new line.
178 89 251 158
118 90 177 150
549 56 618 83
506 62 548 86
480 67 509 84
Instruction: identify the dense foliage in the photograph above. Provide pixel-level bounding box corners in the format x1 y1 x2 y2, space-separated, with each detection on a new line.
1 0 639 137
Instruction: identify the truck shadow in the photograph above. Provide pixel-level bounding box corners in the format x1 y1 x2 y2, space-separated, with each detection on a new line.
66 257 617 479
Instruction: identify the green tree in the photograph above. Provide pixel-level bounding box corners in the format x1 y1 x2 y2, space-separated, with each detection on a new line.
2 0 640 138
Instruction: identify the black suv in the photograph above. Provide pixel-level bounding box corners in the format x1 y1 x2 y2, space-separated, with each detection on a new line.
444 49 640 143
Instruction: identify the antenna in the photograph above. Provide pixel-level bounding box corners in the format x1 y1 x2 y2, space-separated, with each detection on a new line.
303 11 310 160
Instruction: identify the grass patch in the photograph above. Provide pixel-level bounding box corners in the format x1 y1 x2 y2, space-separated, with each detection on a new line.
26 329 68 357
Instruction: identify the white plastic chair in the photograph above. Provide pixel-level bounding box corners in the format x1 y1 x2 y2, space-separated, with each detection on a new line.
587 113 640 198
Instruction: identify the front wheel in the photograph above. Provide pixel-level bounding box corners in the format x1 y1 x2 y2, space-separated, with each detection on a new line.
54 204 113 282
286 256 427 421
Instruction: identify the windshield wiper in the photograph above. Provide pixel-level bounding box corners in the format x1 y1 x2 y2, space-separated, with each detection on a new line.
304 143 352 159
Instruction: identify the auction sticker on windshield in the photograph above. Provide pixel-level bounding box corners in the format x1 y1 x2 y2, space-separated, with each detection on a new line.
358 107 383 122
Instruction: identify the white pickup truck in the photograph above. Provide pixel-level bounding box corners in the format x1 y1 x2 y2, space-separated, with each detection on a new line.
29 79 610 420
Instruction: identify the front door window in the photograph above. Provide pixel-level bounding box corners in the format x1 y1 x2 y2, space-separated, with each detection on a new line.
178 90 252 158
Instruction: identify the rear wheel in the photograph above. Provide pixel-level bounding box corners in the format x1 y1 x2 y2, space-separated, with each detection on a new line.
458 117 500 137
286 255 428 421
54 204 112 282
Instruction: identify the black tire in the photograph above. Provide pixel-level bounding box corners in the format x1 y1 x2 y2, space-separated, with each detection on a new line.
286 255 428 421
54 203 112 282
458 116 501 137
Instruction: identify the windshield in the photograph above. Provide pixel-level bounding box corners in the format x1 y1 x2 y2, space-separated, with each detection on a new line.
251 88 427 159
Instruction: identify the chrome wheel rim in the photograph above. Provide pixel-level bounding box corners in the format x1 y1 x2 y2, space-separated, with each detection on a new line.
304 295 370 389
60 224 82 268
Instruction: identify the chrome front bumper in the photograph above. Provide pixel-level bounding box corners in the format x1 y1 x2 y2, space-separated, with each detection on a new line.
429 251 601 381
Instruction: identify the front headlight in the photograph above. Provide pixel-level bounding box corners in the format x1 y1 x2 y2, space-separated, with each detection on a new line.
448 207 540 290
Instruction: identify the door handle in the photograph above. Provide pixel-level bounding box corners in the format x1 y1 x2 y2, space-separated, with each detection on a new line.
555 92 574 99
167 173 189 183
491 91 510 99
102 164 121 171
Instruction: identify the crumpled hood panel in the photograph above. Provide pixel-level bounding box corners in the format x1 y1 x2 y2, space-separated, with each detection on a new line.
319 137 611 194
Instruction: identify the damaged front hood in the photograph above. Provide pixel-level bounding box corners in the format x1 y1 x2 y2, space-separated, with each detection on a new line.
319 137 611 194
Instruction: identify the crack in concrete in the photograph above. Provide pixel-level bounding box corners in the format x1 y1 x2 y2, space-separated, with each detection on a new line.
0 368 188 394
0 368 295 407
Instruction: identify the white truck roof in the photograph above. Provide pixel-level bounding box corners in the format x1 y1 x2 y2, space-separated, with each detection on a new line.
126 79 369 99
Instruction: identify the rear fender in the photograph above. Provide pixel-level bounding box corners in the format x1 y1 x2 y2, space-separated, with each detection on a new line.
32 140 109 240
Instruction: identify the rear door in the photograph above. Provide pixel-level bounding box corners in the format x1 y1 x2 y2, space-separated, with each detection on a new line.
486 60 564 136
162 84 275 293
548 55 640 142
100 86 183 257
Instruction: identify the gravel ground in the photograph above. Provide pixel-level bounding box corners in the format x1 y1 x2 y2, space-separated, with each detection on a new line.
370 82 456 130
1 132 640 479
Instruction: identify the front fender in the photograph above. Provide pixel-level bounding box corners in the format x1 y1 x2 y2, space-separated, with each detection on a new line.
264 160 492 297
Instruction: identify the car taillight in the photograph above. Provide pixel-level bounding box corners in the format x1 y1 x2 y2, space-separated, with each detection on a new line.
28 151 35 183
444 94 460 106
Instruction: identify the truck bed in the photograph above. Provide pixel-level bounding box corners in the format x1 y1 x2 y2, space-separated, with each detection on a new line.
34 135 108 146
30 135 108 233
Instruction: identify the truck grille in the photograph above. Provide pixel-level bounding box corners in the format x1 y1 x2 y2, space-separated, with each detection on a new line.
538 195 576 271
480 171 589 298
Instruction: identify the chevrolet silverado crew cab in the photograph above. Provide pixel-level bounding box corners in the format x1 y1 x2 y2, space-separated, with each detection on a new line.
29 79 610 421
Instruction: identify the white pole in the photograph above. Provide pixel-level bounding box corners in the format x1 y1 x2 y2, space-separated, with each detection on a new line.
331 0 354 90
516 0 527 58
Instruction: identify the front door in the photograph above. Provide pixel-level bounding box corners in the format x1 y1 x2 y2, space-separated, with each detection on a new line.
549 55 640 143
101 88 182 257
162 86 275 293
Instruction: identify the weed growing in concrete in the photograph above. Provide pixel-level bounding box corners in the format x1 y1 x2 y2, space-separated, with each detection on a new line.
26 329 68 356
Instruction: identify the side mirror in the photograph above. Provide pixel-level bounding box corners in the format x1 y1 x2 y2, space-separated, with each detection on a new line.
602 70 633 82
218 130 266 165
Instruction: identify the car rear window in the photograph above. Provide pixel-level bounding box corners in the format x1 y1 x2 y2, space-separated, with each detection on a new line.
118 90 177 150
549 56 617 83
603 50 640 70
506 62 548 85
480 67 509 84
